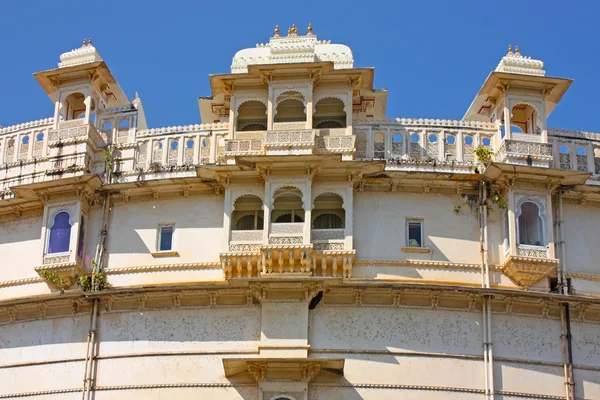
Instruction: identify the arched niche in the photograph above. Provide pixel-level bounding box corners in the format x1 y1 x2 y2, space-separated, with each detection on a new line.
272 186 305 223
510 103 540 135
237 100 268 131
313 97 346 129
61 92 94 121
516 198 546 246
312 192 345 229
275 91 306 123
232 194 264 230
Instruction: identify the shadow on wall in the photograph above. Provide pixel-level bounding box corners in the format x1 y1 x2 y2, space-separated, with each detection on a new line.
106 198 224 255
0 217 42 245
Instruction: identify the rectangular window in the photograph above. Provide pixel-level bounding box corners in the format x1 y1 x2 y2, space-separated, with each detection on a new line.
158 225 174 251
407 221 423 248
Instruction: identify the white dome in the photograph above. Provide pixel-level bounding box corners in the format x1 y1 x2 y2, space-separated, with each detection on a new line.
231 33 354 73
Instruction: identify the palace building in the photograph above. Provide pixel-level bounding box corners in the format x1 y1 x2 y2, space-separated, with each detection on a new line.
1 25 600 399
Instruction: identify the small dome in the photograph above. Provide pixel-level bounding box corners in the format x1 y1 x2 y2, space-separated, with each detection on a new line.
231 31 354 73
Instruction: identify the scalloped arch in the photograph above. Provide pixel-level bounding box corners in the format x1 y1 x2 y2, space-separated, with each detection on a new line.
233 192 264 205
268 395 296 400
236 99 268 113
312 191 345 209
313 95 347 113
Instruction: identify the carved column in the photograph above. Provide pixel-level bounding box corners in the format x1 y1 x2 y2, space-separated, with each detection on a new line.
303 180 312 245
503 96 512 140
344 183 354 250
228 94 236 139
546 192 556 258
540 98 548 143
263 179 272 245
306 82 313 130
507 190 518 256
267 86 274 131
222 187 232 252
346 89 353 135
83 90 92 125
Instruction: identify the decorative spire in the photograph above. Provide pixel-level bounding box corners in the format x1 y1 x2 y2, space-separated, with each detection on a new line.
515 45 520 55
82 38 87 47
287 26 291 36
274 25 280 37
88 37 93 46
307 23 313 35
291 24 298 36
508 44 512 54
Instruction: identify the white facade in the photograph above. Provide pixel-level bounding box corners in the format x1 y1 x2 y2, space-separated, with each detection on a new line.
0 28 599 400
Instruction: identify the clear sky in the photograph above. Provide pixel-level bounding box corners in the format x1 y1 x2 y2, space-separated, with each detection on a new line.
1 0 599 131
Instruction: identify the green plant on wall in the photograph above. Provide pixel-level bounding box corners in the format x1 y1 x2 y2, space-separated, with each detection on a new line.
78 271 109 292
473 145 494 164
102 147 112 166
39 269 67 287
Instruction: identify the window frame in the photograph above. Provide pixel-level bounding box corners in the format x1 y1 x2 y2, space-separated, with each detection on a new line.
515 198 546 248
157 223 176 253
45 209 74 256
406 219 424 248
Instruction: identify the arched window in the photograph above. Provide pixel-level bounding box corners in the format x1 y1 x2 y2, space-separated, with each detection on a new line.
275 213 304 223
119 119 129 129
313 213 343 229
518 201 544 246
447 135 456 145
275 92 306 123
392 133 403 157
374 132 385 159
22 136 30 145
48 212 72 254
102 121 112 131
313 97 346 128
464 136 473 145
237 101 267 131
236 214 264 230
36 133 44 142
482 137 491 147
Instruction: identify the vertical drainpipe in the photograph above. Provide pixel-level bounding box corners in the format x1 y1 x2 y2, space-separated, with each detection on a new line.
83 149 113 399
557 189 576 400
480 180 494 399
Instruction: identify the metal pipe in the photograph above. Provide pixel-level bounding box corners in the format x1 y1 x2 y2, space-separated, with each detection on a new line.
557 190 568 295
564 304 575 400
486 297 495 399
82 298 98 399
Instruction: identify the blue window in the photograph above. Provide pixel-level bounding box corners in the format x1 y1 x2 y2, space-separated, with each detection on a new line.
48 212 72 254
159 225 174 251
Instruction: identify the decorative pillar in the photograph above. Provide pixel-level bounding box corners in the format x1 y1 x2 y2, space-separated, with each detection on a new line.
193 134 201 164
161 138 169 165
367 126 374 159
228 94 236 139
545 193 555 258
540 98 548 143
178 135 185 164
267 86 274 131
503 103 512 140
53 91 62 129
222 187 232 252
263 180 272 245
587 143 595 173
439 130 446 161
306 83 313 130
303 180 312 245
345 183 354 250
384 127 391 160
346 90 353 135
457 131 464 162
83 92 92 125
209 134 217 163
507 191 518 256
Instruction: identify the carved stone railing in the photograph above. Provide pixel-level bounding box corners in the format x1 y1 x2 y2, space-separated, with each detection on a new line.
511 133 543 143
229 230 263 252
271 223 303 235
315 135 355 154
318 128 347 137
312 229 344 241
272 122 307 131
496 139 553 164
225 138 263 155
58 119 85 129
517 246 548 258
265 130 315 148
48 122 106 148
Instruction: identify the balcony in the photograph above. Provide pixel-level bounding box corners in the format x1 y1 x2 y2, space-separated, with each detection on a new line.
495 135 553 167
48 120 106 148
502 246 558 288
223 129 356 160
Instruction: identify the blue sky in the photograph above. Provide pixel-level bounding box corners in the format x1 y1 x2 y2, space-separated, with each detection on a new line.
1 0 599 131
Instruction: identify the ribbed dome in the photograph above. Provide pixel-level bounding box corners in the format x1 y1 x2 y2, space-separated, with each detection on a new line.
231 30 353 73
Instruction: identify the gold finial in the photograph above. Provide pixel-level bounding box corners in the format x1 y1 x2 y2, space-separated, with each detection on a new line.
508 44 512 53
82 38 87 47
88 37 92 46
307 23 313 35
287 26 291 36
291 24 298 36
274 25 280 37
515 45 520 54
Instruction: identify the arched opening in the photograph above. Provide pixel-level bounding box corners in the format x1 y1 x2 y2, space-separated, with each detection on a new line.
313 97 346 128
233 195 264 230
510 103 539 134
61 92 94 121
374 132 385 159
237 101 267 131
272 186 304 223
48 211 72 254
313 193 345 229
518 201 544 246
391 133 403 158
102 121 112 132
274 92 306 123
5 138 15 164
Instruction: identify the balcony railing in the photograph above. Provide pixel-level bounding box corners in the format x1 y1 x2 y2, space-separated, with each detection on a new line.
48 122 106 148
229 230 263 252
